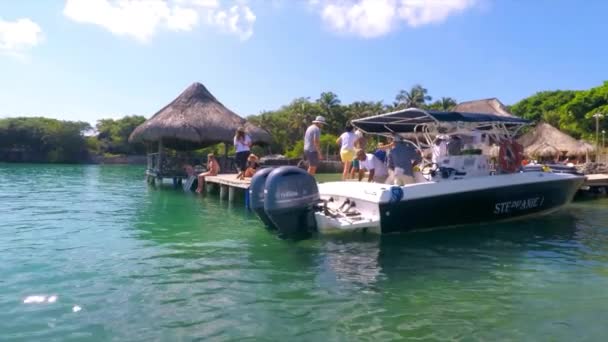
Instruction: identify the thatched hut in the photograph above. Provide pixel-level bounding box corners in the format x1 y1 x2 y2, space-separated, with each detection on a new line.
129 82 271 181
130 82 270 149
518 122 594 160
453 98 515 117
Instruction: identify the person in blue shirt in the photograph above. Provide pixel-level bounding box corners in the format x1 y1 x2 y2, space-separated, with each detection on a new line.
386 135 421 185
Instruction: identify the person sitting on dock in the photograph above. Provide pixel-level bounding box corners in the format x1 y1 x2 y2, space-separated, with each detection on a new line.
355 148 388 183
241 154 260 179
196 153 220 193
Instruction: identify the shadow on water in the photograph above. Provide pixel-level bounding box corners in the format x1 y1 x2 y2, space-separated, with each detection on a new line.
306 211 586 287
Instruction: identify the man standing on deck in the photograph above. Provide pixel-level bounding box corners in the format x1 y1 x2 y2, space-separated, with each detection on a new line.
304 116 326 175
386 135 421 185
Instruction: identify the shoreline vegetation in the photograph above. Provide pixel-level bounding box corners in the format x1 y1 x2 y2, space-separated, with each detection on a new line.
2 82 608 164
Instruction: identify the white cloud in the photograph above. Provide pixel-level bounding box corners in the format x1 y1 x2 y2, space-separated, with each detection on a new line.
63 0 255 42
312 0 477 38
0 18 43 55
399 0 476 27
209 4 256 40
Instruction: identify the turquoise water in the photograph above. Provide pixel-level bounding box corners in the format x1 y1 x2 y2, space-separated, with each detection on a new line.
2 164 608 341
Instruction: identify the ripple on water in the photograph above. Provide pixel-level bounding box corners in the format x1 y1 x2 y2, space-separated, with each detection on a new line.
2 164 608 340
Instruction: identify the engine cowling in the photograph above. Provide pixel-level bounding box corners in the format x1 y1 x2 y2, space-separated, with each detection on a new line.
263 166 319 239
249 167 276 229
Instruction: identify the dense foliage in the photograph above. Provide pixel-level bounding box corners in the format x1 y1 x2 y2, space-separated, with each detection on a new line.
94 115 147 155
249 85 455 155
511 81 608 141
0 117 92 162
4 81 607 163
0 115 146 163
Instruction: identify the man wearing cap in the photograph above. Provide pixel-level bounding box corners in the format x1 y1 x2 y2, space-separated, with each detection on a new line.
355 148 388 183
304 116 326 175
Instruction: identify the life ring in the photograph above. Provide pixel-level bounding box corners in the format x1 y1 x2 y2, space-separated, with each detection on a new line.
498 140 524 173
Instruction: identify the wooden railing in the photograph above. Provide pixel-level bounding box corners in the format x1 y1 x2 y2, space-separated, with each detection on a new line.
146 151 241 178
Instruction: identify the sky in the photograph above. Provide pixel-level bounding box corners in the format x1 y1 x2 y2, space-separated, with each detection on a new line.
1 0 608 124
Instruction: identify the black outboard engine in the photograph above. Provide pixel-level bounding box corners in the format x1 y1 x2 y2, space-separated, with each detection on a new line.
263 166 319 239
249 167 276 229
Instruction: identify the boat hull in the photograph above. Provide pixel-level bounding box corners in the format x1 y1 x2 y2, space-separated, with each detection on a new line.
378 175 583 234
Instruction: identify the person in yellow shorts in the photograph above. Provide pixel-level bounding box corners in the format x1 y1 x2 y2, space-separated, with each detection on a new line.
336 124 356 180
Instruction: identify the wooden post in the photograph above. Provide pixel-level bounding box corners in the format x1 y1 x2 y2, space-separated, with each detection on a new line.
157 139 164 182
206 181 213 193
228 186 235 202
224 142 229 172
220 184 228 200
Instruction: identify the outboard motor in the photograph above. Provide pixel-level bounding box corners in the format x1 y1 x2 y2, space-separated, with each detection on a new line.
249 167 276 229
264 166 319 239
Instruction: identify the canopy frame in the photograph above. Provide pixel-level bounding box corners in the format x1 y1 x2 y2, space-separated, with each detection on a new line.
352 108 531 166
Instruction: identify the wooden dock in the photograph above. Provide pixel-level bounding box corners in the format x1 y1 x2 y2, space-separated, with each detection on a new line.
187 172 608 207
585 174 608 187
204 174 252 206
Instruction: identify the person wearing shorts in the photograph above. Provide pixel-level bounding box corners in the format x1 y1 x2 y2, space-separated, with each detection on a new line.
350 129 366 178
303 116 326 175
336 124 356 180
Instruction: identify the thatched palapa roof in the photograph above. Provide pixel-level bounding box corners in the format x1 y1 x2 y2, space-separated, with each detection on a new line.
129 82 271 149
518 122 595 157
453 98 515 117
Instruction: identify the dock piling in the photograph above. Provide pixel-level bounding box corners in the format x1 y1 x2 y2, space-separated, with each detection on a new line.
228 187 235 202
204 174 251 206
220 184 228 200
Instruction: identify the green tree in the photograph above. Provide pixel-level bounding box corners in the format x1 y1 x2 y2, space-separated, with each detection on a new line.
395 84 432 109
427 97 457 111
0 117 91 162
97 115 146 155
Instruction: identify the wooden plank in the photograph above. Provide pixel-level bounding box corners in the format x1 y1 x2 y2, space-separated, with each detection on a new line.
205 174 251 189
585 174 608 187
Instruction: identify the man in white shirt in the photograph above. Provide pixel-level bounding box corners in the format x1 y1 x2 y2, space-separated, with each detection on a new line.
355 149 388 183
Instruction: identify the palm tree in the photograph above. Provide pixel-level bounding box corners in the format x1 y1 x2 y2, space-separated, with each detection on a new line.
438 97 457 111
317 92 341 116
395 84 432 109
287 97 314 135
346 101 384 120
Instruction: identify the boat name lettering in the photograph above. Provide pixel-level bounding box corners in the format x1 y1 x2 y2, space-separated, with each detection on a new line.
494 197 544 214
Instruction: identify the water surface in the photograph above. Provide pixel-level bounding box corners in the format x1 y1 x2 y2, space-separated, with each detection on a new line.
1 164 608 341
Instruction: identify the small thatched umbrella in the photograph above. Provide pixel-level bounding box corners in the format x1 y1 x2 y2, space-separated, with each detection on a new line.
527 143 561 158
129 82 271 150
574 140 595 162
518 123 580 159
453 98 515 117
575 140 595 156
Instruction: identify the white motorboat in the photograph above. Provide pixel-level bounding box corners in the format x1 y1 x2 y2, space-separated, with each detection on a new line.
250 108 585 239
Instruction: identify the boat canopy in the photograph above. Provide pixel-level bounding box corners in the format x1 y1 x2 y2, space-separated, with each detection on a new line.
351 108 530 134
